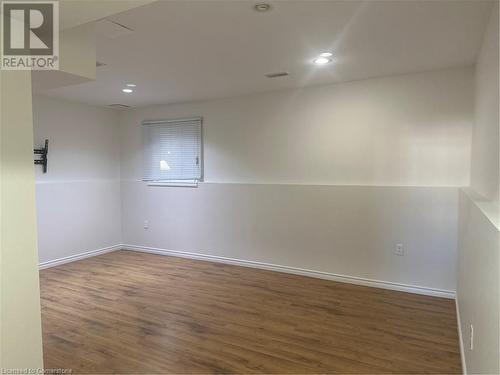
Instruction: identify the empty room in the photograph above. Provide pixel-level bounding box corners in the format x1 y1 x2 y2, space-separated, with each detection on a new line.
0 0 499 374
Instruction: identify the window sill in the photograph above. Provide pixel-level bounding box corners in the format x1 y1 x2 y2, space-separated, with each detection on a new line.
147 180 199 187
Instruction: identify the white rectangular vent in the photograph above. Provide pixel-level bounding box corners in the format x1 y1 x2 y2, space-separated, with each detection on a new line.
96 19 134 39
265 72 289 78
108 104 131 110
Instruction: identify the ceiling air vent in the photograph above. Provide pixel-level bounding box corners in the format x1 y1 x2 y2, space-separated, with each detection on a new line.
265 72 289 78
254 3 272 12
107 104 131 110
96 19 134 39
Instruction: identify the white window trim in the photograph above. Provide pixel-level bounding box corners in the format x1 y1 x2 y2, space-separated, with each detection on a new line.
147 179 199 188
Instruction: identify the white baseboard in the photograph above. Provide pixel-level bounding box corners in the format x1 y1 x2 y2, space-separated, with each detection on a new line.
39 243 456 299
122 244 456 299
38 244 122 270
455 298 467 375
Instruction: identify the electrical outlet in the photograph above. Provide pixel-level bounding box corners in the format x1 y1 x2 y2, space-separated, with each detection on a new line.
395 243 404 256
469 324 474 351
143 220 149 229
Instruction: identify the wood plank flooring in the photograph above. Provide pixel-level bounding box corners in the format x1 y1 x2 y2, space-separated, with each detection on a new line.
40 250 462 374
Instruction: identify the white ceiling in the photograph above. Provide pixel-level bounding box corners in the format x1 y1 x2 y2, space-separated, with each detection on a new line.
41 0 494 108
58 0 155 30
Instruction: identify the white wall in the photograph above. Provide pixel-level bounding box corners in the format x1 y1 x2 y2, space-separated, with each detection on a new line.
119 67 473 294
121 67 473 186
122 183 459 292
457 190 499 375
32 67 474 294
457 5 500 374
470 3 500 202
1 71 43 368
32 95 121 264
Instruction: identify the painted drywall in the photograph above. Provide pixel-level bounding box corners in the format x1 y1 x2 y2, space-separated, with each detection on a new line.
120 67 473 186
457 190 499 374
32 95 121 263
122 183 458 292
33 67 473 293
118 68 473 292
456 6 500 374
0 71 44 368
471 4 500 202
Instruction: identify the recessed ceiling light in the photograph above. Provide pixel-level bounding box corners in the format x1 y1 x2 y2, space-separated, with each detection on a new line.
254 3 271 12
313 57 332 65
126 83 136 87
319 52 333 58
122 88 133 93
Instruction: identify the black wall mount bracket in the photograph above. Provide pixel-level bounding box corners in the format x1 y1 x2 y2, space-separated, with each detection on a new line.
34 139 49 173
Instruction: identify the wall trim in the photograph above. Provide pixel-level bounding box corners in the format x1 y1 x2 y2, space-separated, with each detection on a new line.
122 244 456 299
38 244 122 270
455 298 467 375
38 244 457 299
122 178 466 189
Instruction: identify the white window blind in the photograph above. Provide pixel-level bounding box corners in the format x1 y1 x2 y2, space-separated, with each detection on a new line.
142 117 202 182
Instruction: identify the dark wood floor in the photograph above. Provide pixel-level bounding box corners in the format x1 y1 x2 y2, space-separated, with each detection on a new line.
40 250 461 374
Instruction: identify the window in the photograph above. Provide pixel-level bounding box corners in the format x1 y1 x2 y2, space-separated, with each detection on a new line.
142 117 202 185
